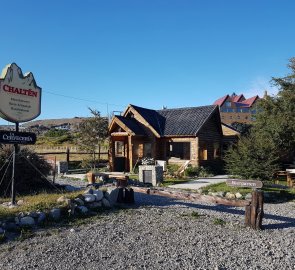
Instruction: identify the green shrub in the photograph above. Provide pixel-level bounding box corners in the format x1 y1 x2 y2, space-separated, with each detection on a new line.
166 164 181 175
44 129 69 137
0 146 52 196
184 166 199 177
198 166 214 177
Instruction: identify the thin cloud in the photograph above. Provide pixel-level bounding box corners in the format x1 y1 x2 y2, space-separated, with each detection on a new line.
243 77 279 98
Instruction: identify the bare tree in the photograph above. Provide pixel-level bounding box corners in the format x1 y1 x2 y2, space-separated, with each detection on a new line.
76 108 108 170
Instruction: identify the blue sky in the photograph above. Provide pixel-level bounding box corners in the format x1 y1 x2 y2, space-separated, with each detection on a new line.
0 0 294 124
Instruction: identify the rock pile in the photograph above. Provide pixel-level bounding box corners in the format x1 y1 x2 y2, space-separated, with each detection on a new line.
0 187 133 241
207 191 252 200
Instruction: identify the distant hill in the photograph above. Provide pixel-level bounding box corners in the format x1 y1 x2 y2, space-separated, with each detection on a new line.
20 117 89 132
0 124 15 131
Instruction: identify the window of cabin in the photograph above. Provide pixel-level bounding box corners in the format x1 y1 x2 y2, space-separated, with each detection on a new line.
199 148 208 160
144 143 152 157
127 112 134 119
167 142 190 160
115 141 124 157
137 143 144 158
214 142 220 159
226 101 231 107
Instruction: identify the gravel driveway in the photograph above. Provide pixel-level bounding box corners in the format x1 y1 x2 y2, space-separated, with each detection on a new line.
0 192 294 270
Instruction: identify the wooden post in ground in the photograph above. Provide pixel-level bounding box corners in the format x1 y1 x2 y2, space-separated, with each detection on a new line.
53 156 57 184
245 189 264 230
66 147 70 163
245 204 251 227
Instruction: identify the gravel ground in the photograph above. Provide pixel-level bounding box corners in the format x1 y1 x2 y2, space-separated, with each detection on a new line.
53 177 88 189
0 191 295 270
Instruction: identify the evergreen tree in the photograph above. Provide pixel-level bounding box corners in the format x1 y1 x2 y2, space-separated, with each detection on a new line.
225 58 295 180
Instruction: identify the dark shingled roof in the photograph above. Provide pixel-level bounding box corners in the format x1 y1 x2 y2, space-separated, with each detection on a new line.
131 104 218 136
131 105 164 135
115 115 147 136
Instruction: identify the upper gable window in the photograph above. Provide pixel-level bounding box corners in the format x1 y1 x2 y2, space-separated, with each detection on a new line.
127 112 134 119
225 101 231 107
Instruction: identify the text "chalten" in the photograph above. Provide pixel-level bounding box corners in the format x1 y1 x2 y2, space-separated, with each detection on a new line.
2 84 38 97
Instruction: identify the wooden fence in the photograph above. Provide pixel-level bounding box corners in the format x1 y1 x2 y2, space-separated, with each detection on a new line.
36 148 108 163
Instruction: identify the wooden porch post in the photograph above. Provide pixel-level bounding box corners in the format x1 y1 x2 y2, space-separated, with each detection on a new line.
110 139 115 171
128 135 133 172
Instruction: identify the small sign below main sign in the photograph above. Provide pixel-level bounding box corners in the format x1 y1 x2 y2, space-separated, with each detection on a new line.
0 131 36 145
226 179 263 189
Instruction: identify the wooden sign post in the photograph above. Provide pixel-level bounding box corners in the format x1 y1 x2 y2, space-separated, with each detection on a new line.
0 63 42 205
226 179 264 230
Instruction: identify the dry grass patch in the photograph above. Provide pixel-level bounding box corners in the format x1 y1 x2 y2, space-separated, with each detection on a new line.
0 190 82 220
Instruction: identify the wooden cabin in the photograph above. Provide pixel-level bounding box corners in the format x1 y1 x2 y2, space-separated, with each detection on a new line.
109 104 237 172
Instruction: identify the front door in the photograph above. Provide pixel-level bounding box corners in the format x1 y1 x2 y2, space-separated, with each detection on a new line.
114 140 127 172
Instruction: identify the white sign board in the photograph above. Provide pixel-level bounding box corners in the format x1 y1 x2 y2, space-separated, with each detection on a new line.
0 63 41 123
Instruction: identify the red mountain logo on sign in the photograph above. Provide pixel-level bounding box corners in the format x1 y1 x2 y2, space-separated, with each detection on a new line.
0 63 42 123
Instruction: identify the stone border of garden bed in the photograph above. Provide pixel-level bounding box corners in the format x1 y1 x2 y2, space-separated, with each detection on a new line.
0 186 120 242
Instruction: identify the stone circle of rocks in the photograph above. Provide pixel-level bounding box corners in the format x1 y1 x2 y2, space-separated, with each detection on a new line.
0 186 124 242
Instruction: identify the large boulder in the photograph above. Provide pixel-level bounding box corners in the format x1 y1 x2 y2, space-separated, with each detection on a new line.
37 212 46 224
77 206 88 215
28 212 39 219
20 216 35 227
2 222 18 232
93 190 104 201
225 192 236 200
102 198 111 208
235 192 243 199
74 198 85 206
83 194 96 203
109 189 120 205
104 191 111 201
50 208 61 221
88 202 102 210
84 188 94 194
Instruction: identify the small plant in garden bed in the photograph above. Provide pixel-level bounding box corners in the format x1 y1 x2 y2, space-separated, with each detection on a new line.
213 218 226 226
18 227 35 241
191 211 201 218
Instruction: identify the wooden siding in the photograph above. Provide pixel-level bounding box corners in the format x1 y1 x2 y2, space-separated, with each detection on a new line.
197 113 222 167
